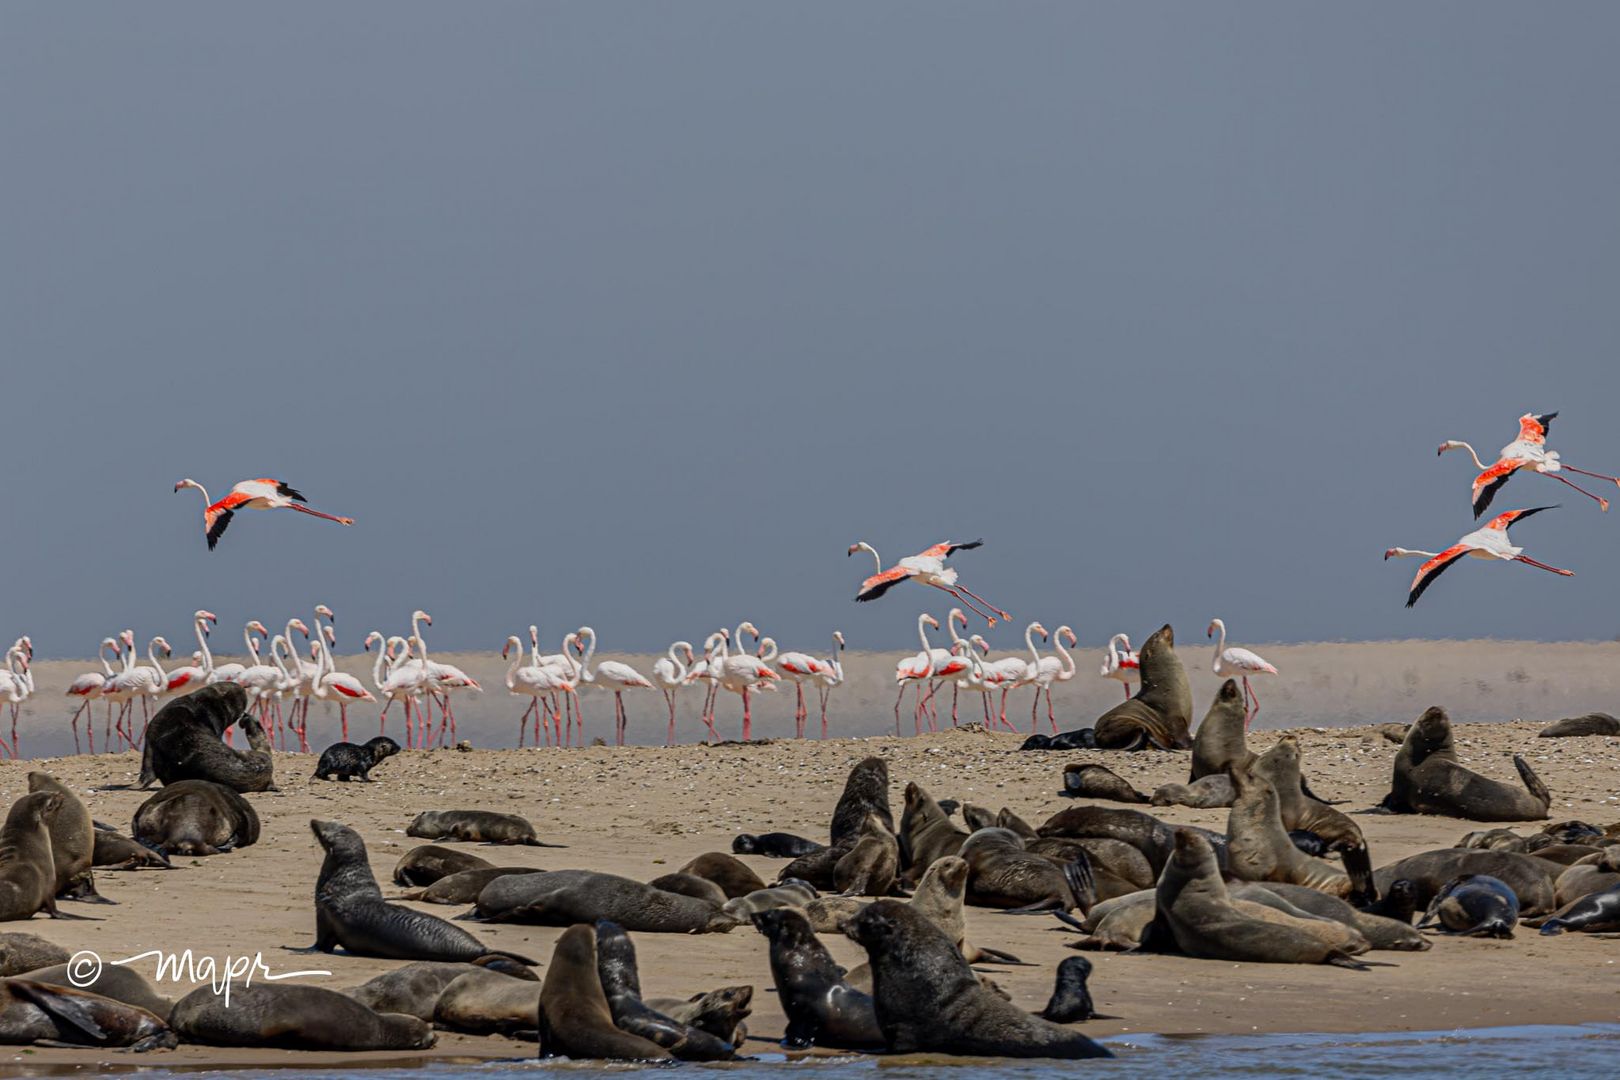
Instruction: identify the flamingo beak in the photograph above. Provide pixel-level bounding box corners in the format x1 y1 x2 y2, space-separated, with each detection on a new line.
1383 548 1395 561
846 545 858 557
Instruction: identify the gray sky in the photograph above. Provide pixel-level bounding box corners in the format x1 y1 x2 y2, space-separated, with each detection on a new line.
3 2 1618 656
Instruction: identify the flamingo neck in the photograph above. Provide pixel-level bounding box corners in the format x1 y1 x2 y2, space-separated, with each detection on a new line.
195 618 214 674
577 628 597 680
1053 628 1076 678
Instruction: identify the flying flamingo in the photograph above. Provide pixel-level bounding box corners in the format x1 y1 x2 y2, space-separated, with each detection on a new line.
775 633 842 739
311 620 375 742
66 636 121 754
173 477 355 549
1026 625 1078 732
163 611 218 696
651 641 696 746
1385 505 1574 609
1207 618 1278 730
893 614 941 735
575 627 653 747
849 539 1011 626
806 632 846 739
1100 633 1140 699
1439 412 1619 518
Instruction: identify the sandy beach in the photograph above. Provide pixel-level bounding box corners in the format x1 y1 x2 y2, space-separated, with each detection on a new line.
3 707 1618 1072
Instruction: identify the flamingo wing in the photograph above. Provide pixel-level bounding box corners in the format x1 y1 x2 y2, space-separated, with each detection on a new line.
1222 648 1277 675
1486 505 1556 532
203 505 236 549
854 565 913 602
1518 412 1556 444
917 539 984 559
1405 543 1470 608
1470 460 1519 519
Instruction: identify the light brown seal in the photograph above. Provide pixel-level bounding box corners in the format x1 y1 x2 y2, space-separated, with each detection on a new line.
1226 768 1351 896
406 810 543 845
1253 734 1374 903
834 814 900 897
1092 625 1193 751
0 792 65 921
25 772 98 900
1189 679 1254 780
537 924 670 1060
131 779 260 857
393 844 495 886
1060 763 1150 803
898 782 969 879
170 983 433 1050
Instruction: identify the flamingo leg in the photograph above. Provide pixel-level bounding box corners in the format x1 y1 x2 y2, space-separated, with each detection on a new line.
1515 554 1576 576
982 693 992 726
1561 464 1620 485
1123 684 1132 701
794 683 805 739
1548 471 1611 510
1031 687 1040 732
284 503 355 525
931 584 1000 625
894 684 905 735
952 683 960 727
742 687 752 742
1046 688 1058 733
819 686 831 739
952 583 1013 624
70 704 84 755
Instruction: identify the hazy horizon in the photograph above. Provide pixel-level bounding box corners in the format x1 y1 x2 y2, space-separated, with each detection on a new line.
4 2 1619 656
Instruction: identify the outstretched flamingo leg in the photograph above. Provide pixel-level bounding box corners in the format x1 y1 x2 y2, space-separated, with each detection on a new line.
1515 554 1575 576
1561 464 1620 485
953 583 1013 624
1548 472 1611 510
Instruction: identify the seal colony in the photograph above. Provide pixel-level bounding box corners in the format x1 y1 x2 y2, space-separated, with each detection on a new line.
1 676 1618 1063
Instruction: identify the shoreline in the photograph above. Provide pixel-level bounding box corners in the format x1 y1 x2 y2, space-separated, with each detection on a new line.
3 721 1619 1070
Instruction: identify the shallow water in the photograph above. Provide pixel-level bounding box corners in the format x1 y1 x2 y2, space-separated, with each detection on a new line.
95 1025 1620 1079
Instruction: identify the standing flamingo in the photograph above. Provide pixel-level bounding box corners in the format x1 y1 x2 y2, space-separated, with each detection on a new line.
775 634 842 739
1439 412 1619 517
1207 618 1279 730
66 636 121 754
0 646 28 757
982 624 1044 733
849 539 1012 626
806 632 846 739
575 627 653 746
685 632 727 742
504 635 578 748
209 621 268 686
651 641 696 746
715 627 780 741
893 614 941 735
163 611 218 696
311 619 375 743
529 625 586 745
1385 505 1575 609
370 632 428 747
1027 625 1078 732
1100 633 1140 699
173 477 355 549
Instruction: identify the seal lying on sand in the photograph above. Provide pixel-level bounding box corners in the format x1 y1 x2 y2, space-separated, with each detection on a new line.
19 962 174 1018
91 827 171 870
393 844 495 886
1416 874 1519 937
295 820 536 968
475 870 738 933
754 907 884 1050
1092 625 1193 751
0 979 175 1049
432 968 541 1036
960 828 1092 913
139 685 275 792
538 925 670 1061
846 900 1112 1059
1535 882 1620 935
407 810 544 845
1150 830 1370 967
676 853 765 899
0 792 67 920
171 983 433 1050
0 933 69 976
648 873 728 906
1151 774 1235 809
313 736 401 781
132 780 260 857
595 921 737 1060
1537 712 1620 738
721 880 818 919
398 867 536 905
343 961 488 1020
1061 764 1150 803
1373 849 1556 916
1381 707 1551 821
733 832 824 858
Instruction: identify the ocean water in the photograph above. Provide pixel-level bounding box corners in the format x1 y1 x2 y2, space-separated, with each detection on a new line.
80 1025 1620 1079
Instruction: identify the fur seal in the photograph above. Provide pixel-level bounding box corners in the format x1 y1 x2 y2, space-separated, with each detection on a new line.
721 880 817 919
1416 874 1519 937
139 684 275 792
1092 625 1193 751
20 961 174 1018
753 907 883 1050
1020 729 1099 750
538 924 670 1060
92 827 171 870
1373 849 1556 915
1252 736 1374 903
476 870 739 933
131 779 260 857
24 773 100 902
835 814 900 897
399 867 537 905
830 756 894 844
1151 774 1235 809
732 832 824 858
960 827 1092 913
846 899 1112 1058
0 792 67 920
1381 706 1551 821
676 852 766 899
1061 763 1150 803
297 820 536 967
1152 830 1370 967
407 810 544 845
1364 878 1420 924
171 983 433 1050
1536 882 1620 935
313 736 401 781
1039 805 1215 878
1038 955 1104 1022
647 873 728 906
344 961 486 1019
1537 712 1620 738
899 782 969 878
393 844 495 886
0 932 69 976
1226 768 1351 896
595 921 736 1059
432 968 541 1036
1553 849 1620 907
641 985 752 1045
0 979 175 1049
1251 883 1430 951
1189 679 1254 780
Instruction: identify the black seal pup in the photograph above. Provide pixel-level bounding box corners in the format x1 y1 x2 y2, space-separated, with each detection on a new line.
314 736 401 781
732 832 824 858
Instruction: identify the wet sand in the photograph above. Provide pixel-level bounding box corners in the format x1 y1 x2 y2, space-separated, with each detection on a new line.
3 712 1619 1072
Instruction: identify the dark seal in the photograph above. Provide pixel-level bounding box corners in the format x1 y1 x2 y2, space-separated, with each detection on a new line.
753 907 883 1050
313 736 401 781
131 779 260 857
1380 706 1551 821
594 921 737 1060
732 832 824 858
139 684 275 792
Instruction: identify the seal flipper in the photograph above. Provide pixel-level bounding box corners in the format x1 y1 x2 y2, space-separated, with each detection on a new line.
7 981 118 1044
782 1014 821 1050
1325 953 1373 970
1062 852 1097 914
1338 844 1376 908
1513 754 1552 808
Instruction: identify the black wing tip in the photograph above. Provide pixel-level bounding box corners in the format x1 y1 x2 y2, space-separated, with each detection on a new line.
278 482 308 502
954 538 985 551
1516 504 1560 522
